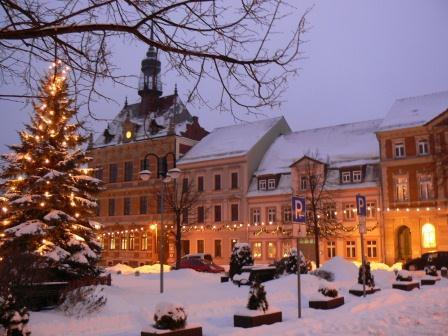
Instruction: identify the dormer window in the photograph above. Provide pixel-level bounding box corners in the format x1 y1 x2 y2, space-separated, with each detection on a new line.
300 176 307 190
125 130 133 139
353 170 362 183
394 142 405 158
258 179 266 190
417 139 429 155
267 178 276 190
342 172 351 183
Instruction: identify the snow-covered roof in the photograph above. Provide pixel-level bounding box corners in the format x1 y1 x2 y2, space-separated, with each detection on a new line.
178 117 285 164
378 90 448 131
255 119 382 175
246 174 292 198
92 95 195 148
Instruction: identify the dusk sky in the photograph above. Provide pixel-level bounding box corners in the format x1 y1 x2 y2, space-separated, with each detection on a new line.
1 0 448 152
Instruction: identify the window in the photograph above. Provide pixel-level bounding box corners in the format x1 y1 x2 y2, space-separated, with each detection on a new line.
121 234 128 250
422 223 436 248
327 241 336 258
182 178 189 193
267 178 276 190
353 170 362 183
394 142 405 158
214 240 222 257
267 207 276 224
214 205 222 222
344 203 355 220
129 232 135 250
95 166 103 181
417 139 429 155
109 163 118 183
325 203 337 220
141 233 148 250
395 176 409 202
197 176 204 192
108 199 115 216
231 204 239 221
300 176 307 190
342 171 351 183
123 197 131 215
283 207 292 223
182 240 190 255
282 241 292 257
110 234 116 250
419 175 433 200
346 241 356 258
197 240 205 253
197 206 205 223
258 179 266 190
231 172 239 189
124 161 133 181
182 208 189 224
214 174 221 190
367 240 377 258
252 208 261 224
253 242 262 258
267 242 277 259
139 196 148 215
367 202 377 218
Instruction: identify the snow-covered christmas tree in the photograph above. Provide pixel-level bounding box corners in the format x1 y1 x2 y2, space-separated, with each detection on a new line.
0 61 103 284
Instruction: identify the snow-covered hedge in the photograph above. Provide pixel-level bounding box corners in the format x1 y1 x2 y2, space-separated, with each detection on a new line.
425 265 438 277
395 270 412 282
318 283 338 298
153 302 187 330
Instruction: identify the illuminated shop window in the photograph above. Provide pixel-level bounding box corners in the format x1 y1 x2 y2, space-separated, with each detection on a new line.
422 223 436 248
253 242 262 258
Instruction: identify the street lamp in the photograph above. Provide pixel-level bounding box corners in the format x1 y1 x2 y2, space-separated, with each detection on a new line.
139 153 181 294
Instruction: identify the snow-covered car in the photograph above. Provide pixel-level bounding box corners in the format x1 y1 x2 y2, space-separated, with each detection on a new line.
403 251 448 271
181 253 213 262
177 258 225 273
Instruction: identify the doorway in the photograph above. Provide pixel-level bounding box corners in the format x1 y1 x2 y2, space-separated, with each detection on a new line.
397 225 412 261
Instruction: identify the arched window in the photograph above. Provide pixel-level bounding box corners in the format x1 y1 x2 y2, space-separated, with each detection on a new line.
141 233 148 251
422 223 436 248
110 234 116 250
129 232 135 250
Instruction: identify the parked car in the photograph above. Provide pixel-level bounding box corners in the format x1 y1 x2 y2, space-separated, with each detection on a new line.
181 253 213 262
177 258 225 273
403 251 448 271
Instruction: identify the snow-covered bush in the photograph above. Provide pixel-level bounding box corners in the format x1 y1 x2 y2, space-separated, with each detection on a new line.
284 248 308 274
396 270 412 282
441 267 447 276
58 286 107 318
425 265 438 277
357 262 375 288
310 269 335 282
318 283 338 298
134 270 140 277
247 281 268 312
0 293 31 336
153 302 187 330
229 243 254 279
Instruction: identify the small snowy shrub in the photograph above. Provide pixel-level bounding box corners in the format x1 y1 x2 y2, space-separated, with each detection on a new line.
310 269 335 282
357 262 375 288
283 248 308 274
247 281 269 312
425 265 438 277
0 293 31 336
58 286 107 318
318 284 338 298
135 270 140 277
153 302 187 330
441 267 447 277
116 270 122 275
229 243 254 278
396 270 412 282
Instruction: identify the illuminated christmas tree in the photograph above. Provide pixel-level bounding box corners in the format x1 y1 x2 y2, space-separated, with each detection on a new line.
0 62 103 284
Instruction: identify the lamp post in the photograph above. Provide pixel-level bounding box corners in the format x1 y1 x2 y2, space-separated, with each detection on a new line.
139 153 180 294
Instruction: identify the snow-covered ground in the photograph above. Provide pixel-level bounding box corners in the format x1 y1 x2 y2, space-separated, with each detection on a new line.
29 257 448 336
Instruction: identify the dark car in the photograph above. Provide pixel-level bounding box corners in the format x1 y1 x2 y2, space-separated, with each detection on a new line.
177 258 225 273
403 251 448 271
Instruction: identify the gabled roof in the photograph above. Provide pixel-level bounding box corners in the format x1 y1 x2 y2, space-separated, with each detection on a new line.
254 119 382 175
178 117 286 164
378 90 448 132
92 95 197 148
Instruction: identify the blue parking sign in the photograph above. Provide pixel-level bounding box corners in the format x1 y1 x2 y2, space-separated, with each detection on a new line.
292 196 306 223
356 194 366 217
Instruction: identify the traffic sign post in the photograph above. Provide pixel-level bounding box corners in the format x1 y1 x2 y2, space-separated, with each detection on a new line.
292 196 306 319
356 194 367 298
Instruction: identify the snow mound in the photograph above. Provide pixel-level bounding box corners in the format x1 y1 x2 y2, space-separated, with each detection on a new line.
106 263 135 275
319 256 357 282
135 264 172 274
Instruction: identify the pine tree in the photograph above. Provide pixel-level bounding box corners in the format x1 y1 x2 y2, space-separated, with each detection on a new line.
0 62 103 285
229 243 254 279
247 280 269 312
